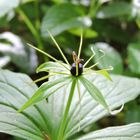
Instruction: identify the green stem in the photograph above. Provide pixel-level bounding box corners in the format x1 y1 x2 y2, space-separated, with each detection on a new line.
34 0 40 30
16 7 43 50
88 0 102 18
57 78 77 140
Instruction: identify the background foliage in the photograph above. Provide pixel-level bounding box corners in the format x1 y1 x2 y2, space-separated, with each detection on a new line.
0 0 140 139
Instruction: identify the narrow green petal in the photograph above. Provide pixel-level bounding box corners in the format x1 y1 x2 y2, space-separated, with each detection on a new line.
79 76 109 112
18 76 72 112
95 69 112 81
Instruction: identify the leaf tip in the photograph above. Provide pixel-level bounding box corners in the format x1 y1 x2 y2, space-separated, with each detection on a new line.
109 104 124 115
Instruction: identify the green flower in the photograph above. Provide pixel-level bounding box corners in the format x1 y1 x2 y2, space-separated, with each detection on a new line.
18 31 123 116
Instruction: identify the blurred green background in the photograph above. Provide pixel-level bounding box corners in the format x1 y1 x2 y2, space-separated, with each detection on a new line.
0 0 140 139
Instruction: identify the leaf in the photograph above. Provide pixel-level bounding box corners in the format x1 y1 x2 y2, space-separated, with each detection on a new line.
0 69 48 140
0 0 34 18
0 56 10 67
0 68 140 140
41 3 85 37
92 19 131 44
79 76 109 111
0 32 38 73
21 0 34 4
0 0 19 17
125 101 140 123
69 28 98 38
91 42 123 74
65 73 140 139
18 76 72 112
77 123 140 140
128 43 140 74
96 2 131 19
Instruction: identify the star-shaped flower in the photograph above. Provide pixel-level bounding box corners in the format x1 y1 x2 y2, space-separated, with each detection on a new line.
18 31 123 117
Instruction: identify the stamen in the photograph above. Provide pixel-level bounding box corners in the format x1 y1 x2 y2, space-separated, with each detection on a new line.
78 30 83 59
72 51 77 62
83 47 96 67
47 30 70 66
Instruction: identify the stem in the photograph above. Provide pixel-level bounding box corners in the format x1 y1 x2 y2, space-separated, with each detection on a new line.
34 0 40 30
57 78 77 140
16 7 44 50
88 0 101 18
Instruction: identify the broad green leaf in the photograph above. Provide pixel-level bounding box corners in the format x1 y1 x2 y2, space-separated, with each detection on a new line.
65 74 140 139
36 61 69 73
96 2 131 19
77 123 140 140
92 19 131 44
128 43 140 74
18 76 72 112
79 76 109 111
0 69 49 140
41 3 85 37
91 43 123 74
69 28 98 38
0 68 140 140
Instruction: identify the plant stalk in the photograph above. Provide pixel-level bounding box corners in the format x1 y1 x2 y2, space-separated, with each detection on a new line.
16 7 43 50
57 78 77 140
34 0 40 31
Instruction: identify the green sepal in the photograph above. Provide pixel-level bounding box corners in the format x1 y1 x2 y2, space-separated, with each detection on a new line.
79 76 109 112
18 76 72 112
95 69 112 81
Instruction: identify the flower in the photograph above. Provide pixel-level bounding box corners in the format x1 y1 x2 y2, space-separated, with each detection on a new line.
18 31 123 116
